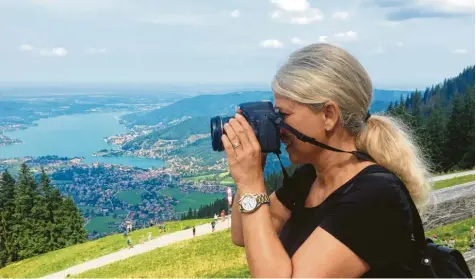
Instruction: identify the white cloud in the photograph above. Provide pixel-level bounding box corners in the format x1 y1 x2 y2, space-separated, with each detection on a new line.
318 36 328 43
88 48 107 55
260 39 284 48
270 0 310 12
289 11 323 24
230 9 240 18
396 41 404 47
332 11 349 20
291 37 305 45
417 0 474 14
19 44 34 52
333 31 358 41
270 8 323 24
452 48 468 54
269 10 281 19
39 47 68 57
269 0 322 24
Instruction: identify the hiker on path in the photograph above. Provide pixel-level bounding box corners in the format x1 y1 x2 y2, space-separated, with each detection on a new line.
193 226 196 237
220 210 226 222
127 237 133 249
147 232 152 241
211 221 216 232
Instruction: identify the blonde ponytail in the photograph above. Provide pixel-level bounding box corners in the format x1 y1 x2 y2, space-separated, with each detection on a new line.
356 115 433 213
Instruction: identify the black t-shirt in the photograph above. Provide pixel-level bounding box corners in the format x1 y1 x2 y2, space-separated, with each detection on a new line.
278 164 414 277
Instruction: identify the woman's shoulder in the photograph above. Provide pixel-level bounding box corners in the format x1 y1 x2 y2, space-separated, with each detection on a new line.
345 164 409 206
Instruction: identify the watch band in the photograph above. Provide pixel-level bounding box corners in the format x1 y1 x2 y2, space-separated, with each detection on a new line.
256 193 270 204
239 193 270 213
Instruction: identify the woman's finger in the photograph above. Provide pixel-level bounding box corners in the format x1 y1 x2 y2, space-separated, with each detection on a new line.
221 135 237 164
228 118 251 151
234 113 261 151
223 122 242 154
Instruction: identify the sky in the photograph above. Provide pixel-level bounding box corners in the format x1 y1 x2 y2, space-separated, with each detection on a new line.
0 0 474 90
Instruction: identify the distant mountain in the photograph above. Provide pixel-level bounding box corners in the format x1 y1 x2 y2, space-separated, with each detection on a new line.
122 89 410 127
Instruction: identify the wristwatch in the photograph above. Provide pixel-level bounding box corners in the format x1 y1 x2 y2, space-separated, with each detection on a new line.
238 193 270 213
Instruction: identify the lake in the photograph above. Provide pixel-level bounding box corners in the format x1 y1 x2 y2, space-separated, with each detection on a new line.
0 112 166 169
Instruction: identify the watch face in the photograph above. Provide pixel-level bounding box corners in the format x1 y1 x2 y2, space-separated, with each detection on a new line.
242 196 257 211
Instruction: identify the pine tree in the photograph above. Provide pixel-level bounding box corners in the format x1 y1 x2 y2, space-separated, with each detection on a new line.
0 171 16 267
442 94 467 171
422 108 446 171
12 163 38 260
54 197 87 246
457 87 475 169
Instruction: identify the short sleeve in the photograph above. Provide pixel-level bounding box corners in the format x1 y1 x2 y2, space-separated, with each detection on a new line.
319 175 413 269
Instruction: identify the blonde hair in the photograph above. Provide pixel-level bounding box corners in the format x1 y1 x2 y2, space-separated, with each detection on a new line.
272 43 433 213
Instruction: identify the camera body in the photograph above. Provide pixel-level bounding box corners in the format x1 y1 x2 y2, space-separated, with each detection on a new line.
210 101 281 153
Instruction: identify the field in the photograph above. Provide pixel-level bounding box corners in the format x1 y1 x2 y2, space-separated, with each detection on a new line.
426 217 475 252
74 217 475 278
74 229 249 278
84 210 128 234
159 187 226 213
0 218 212 278
158 188 188 200
114 189 143 205
433 174 475 190
181 171 236 187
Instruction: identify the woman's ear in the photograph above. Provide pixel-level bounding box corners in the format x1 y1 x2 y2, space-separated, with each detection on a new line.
323 101 340 131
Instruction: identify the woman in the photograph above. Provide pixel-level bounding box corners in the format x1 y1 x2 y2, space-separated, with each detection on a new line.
222 43 432 277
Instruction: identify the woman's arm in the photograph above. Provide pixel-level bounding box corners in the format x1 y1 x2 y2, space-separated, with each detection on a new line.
231 153 292 247
231 191 292 247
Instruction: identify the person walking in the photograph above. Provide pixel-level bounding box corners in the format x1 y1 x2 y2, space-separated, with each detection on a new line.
193 226 196 237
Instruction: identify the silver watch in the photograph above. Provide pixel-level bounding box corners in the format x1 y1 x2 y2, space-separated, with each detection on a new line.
238 193 270 213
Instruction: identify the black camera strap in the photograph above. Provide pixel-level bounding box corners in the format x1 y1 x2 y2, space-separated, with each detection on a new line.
268 114 374 162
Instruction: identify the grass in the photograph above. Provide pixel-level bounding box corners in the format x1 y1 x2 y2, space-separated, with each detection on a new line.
85 215 124 234
158 188 188 200
433 174 475 190
73 229 249 278
220 177 236 186
426 217 475 253
218 171 230 178
0 218 212 278
159 187 226 213
174 192 224 213
114 190 143 205
181 173 216 182
74 217 476 278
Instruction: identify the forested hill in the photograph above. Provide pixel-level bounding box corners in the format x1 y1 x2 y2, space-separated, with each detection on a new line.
387 66 475 172
122 89 409 127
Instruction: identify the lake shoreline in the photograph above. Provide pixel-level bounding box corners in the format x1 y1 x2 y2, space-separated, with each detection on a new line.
0 111 167 169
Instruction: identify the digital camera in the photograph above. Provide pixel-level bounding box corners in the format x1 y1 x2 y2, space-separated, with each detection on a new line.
210 101 281 153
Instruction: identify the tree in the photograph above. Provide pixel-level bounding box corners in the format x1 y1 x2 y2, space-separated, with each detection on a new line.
442 94 467 171
0 171 16 266
0 164 88 267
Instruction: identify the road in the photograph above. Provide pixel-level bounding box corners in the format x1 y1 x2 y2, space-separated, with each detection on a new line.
41 218 231 278
41 170 475 278
430 170 474 182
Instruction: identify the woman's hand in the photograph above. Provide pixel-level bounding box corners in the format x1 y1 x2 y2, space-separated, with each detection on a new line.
235 108 268 171
222 113 266 194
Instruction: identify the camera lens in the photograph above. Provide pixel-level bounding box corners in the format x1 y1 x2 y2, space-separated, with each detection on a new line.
210 116 232 151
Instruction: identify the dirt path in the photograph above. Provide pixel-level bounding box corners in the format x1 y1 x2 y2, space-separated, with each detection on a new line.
41 218 230 278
